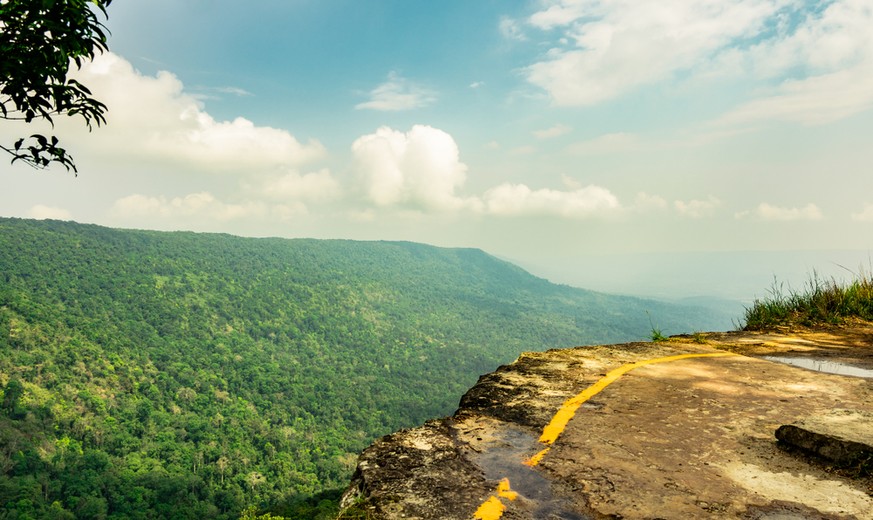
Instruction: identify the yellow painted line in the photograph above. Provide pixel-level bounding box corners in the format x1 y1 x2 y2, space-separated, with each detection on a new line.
524 352 737 466
472 350 739 518
525 446 550 467
496 478 518 501
473 478 517 520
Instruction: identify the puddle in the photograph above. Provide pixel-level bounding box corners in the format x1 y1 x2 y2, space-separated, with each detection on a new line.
470 427 589 519
762 356 873 378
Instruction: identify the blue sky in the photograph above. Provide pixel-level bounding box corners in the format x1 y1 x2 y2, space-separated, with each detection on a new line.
3 0 873 300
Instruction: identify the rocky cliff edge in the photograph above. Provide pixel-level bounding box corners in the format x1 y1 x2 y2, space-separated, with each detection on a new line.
339 325 873 519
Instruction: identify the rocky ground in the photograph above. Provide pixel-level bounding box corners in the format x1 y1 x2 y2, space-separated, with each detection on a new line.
339 323 873 519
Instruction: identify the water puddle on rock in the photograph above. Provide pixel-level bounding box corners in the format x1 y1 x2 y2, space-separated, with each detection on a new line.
763 356 873 378
470 426 589 519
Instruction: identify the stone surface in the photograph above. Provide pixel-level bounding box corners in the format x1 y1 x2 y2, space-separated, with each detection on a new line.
776 409 873 468
339 324 873 519
340 419 493 520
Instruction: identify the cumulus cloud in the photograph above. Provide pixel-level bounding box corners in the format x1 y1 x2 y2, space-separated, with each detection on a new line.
21 53 344 227
524 0 873 125
482 183 620 218
66 53 325 171
533 124 572 139
351 125 477 212
355 72 437 111
349 125 631 220
737 203 823 221
27 205 72 220
674 196 721 218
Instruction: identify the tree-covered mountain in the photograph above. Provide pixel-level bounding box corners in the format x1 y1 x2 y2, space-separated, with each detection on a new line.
0 218 732 519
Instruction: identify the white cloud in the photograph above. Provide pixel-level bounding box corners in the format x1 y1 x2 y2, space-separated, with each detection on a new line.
210 86 253 97
525 0 783 106
738 202 823 221
112 168 341 223
66 53 325 172
510 145 537 155
524 0 873 126
470 81 485 89
482 183 620 218
355 72 437 111
111 192 269 221
499 16 527 41
348 126 642 221
255 169 341 202
529 2 590 30
351 125 477 212
533 124 572 139
190 86 254 101
714 1 873 125
852 204 873 222
27 205 72 220
716 65 873 126
674 196 721 218
634 192 668 212
742 0 873 77
567 132 638 154
17 53 343 228
561 174 583 190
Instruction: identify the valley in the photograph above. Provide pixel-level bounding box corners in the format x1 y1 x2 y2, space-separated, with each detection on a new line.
0 218 732 519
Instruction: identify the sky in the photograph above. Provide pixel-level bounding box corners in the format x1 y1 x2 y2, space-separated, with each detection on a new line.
3 0 873 301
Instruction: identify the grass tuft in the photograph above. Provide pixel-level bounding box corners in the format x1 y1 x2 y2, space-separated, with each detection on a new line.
743 269 873 330
647 311 668 342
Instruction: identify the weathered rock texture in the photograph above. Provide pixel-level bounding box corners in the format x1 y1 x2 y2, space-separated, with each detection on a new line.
340 324 873 519
776 409 873 468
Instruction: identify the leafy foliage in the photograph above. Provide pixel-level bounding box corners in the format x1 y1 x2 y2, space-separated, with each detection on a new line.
743 271 873 330
0 218 729 518
0 0 112 173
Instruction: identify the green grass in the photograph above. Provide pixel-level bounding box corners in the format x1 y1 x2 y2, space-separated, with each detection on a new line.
743 271 873 330
647 311 668 342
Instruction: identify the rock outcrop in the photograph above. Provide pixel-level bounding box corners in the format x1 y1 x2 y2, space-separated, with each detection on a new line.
340 325 873 519
775 409 873 469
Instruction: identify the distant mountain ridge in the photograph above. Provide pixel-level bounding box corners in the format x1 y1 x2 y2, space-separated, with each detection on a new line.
0 218 733 518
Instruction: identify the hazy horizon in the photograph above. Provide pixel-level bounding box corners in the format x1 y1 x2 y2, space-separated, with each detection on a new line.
6 215 870 309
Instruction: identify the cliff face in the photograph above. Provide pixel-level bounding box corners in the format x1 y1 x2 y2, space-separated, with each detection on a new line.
339 327 873 519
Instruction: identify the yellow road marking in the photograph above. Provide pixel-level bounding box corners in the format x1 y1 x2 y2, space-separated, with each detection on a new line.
474 478 517 520
525 445 550 467
496 478 518 501
525 351 737 466
472 350 739 518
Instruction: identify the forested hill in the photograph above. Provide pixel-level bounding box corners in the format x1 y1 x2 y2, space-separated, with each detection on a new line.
0 218 731 519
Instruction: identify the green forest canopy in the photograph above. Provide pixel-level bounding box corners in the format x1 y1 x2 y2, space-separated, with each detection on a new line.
0 218 731 519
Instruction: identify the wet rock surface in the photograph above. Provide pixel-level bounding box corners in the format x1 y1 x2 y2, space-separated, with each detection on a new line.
340 324 873 519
